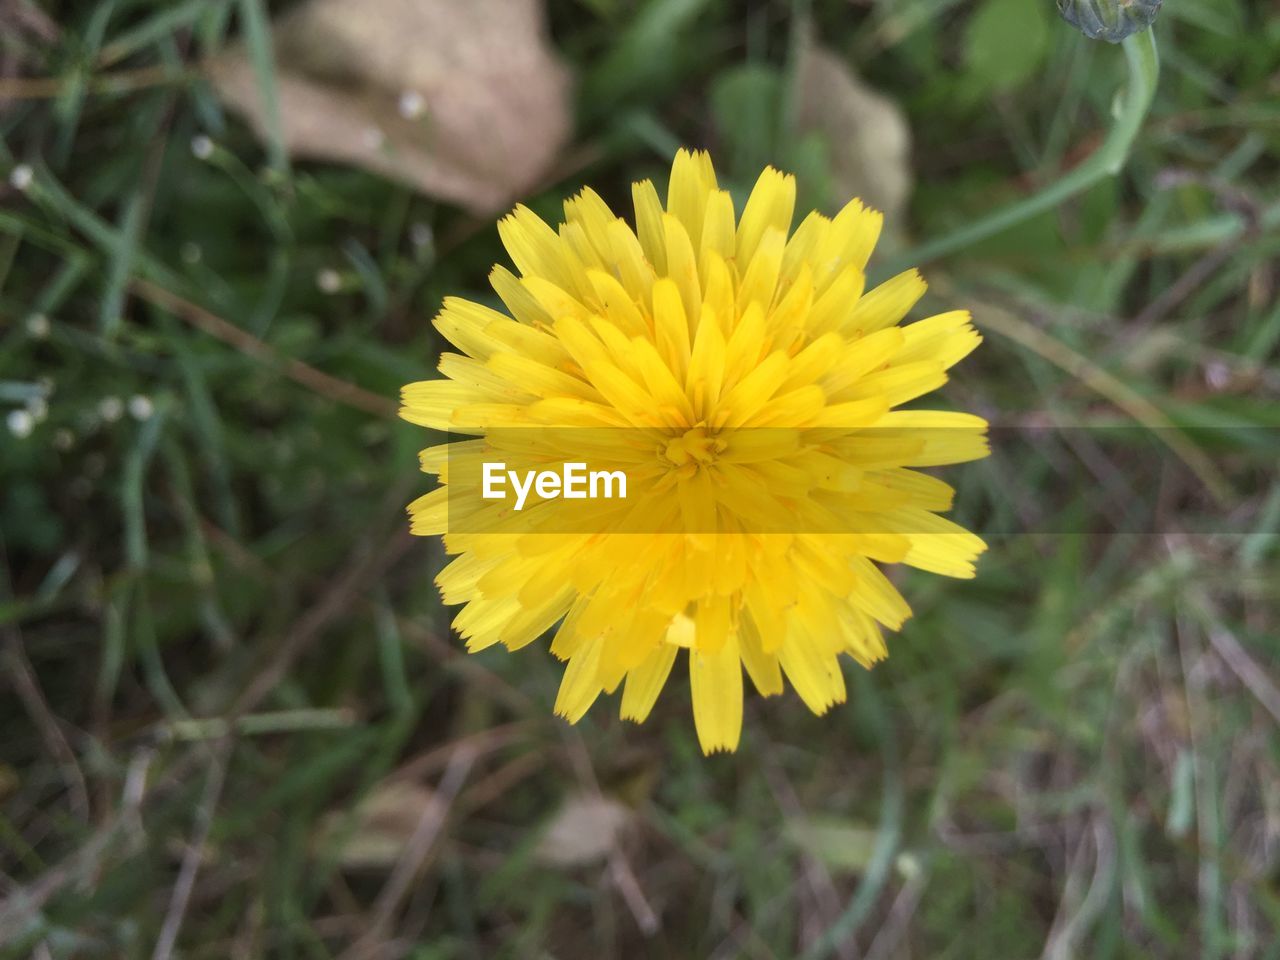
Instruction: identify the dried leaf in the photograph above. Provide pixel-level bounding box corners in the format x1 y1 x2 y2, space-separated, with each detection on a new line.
0 0 61 114
322 780 436 871
0 0 59 43
793 43 912 227
535 794 633 867
208 0 572 213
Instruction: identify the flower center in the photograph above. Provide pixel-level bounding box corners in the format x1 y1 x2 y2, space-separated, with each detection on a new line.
662 426 724 469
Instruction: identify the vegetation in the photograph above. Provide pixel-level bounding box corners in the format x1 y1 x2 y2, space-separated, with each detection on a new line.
2 0 1277 956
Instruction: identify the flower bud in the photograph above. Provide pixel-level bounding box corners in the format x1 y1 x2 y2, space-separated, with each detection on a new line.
1057 0 1162 43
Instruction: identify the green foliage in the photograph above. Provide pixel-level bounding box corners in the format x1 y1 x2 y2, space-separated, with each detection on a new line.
709 63 784 179
965 0 1051 93
2 0 1279 957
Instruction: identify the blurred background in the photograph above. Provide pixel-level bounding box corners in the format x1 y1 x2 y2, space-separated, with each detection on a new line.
2 0 1279 956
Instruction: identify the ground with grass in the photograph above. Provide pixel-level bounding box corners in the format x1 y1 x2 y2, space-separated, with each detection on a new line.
2 1 1279 957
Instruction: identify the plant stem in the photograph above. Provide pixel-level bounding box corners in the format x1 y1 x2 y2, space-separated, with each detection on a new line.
884 29 1160 275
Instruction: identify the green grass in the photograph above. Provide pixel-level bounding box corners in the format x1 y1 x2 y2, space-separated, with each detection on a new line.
2 0 1279 957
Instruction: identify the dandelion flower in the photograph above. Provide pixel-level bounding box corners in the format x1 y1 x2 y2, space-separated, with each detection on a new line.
402 150 988 753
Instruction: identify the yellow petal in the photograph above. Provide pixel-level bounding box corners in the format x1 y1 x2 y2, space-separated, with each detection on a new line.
839 603 889 668
699 251 735 336
864 468 956 511
694 595 732 653
498 205 576 293
559 220 605 274
841 361 948 408
453 595 521 651
812 198 882 290
765 260 814 352
737 226 785 317
586 269 648 337
736 166 796 269
407 487 449 536
620 641 678 722
400 380 490 431
554 317 656 423
738 616 783 696
417 441 453 478
652 277 692 380
845 268 927 335
820 327 904 395
687 303 727 412
438 354 536 402
435 550 502 604
699 189 737 272
662 212 702 325
806 266 867 337
780 210 830 286
606 219 656 307
490 265 552 328
554 634 604 723
487 353 599 401
874 411 990 466
877 509 989 578
895 310 982 369
632 178 667 275
847 557 912 629
433 298 508 359
563 187 617 264
778 636 847 715
690 633 743 754
717 353 791 428
746 385 827 427
667 147 717 250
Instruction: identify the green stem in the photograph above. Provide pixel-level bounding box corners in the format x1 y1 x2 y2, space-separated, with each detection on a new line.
800 676 904 960
161 708 356 741
884 29 1160 275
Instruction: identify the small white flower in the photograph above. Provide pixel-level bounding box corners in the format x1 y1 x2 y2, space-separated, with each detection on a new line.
26 397 48 422
9 164 34 192
128 395 154 421
54 428 74 451
98 396 124 422
181 242 203 264
398 90 426 119
316 268 342 294
896 852 922 880
26 313 50 338
6 409 34 438
410 222 434 250
361 126 386 151
1205 361 1231 391
191 135 214 160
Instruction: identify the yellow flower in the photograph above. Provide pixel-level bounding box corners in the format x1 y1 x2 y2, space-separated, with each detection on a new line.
401 150 988 754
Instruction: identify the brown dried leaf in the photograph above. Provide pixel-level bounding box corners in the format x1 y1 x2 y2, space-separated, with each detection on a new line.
0 0 61 115
322 780 436 871
208 0 572 213
0 0 59 43
534 794 633 867
794 43 912 227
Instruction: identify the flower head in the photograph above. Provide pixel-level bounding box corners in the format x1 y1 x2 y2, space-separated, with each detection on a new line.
1056 0 1162 43
402 150 988 753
